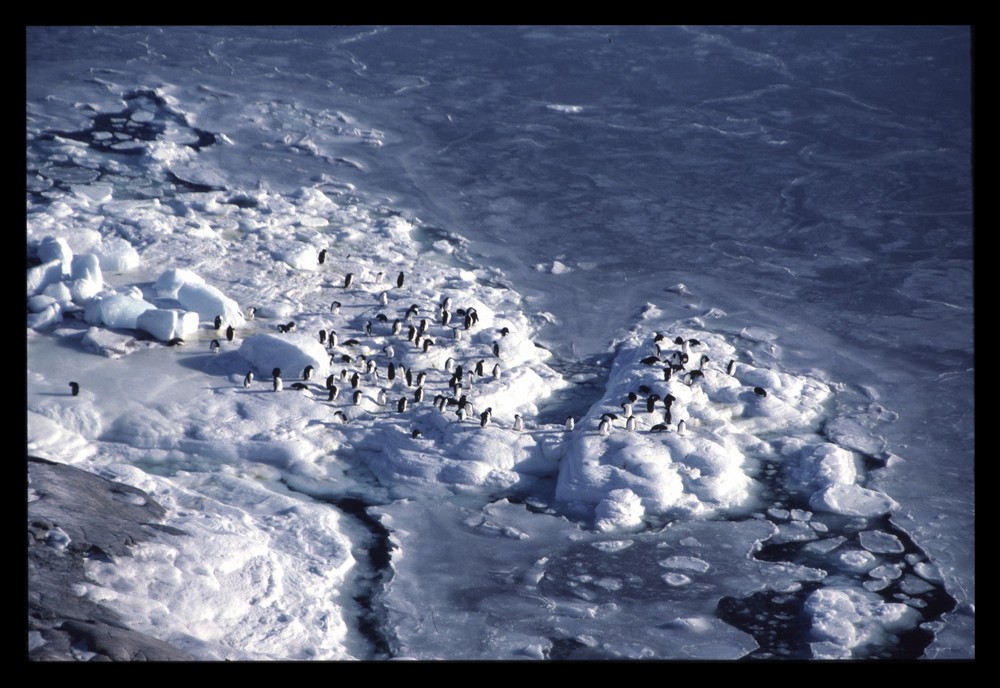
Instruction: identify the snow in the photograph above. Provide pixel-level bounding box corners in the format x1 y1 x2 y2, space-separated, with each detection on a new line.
26 25 972 662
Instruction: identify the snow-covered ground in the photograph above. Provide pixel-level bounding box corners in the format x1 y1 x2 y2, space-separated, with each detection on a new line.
27 26 972 660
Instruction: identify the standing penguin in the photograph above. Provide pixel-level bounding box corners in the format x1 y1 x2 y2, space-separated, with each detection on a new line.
303 365 314 381
626 416 636 432
598 417 611 436
513 414 524 432
397 397 408 413
69 381 79 397
243 371 254 388
377 389 388 406
353 390 363 406
272 368 283 392
214 315 223 330
397 271 405 288
344 273 354 289
226 325 235 342
492 363 501 380
210 339 221 354
480 408 493 428
328 385 339 402
565 417 575 431
727 359 737 376
351 372 361 389
246 306 256 320
318 248 327 265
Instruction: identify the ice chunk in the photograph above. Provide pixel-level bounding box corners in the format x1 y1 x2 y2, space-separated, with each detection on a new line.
859 530 905 554
177 281 244 326
805 586 921 658
95 237 141 272
154 268 205 298
809 484 900 517
37 236 72 271
27 259 65 297
594 489 645 532
83 292 157 329
136 308 200 342
238 333 330 379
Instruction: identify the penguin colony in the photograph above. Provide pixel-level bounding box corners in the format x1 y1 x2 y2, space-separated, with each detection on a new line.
180 245 770 446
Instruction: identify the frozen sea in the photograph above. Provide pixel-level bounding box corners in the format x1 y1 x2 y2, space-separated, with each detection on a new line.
26 26 973 660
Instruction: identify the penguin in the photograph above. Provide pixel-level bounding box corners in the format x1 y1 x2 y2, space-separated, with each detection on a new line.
442 296 453 311
513 414 524 432
285 321 296 332
397 271 405 288
627 391 638 403
445 357 455 373
687 370 704 385
376 271 384 284
244 371 254 388
328 385 339 402
699 355 710 371
434 394 447 412
405 304 419 321
418 318 428 336
341 369 349 381
246 306 256 320
565 417 575 431
392 319 402 335
492 363 501 380
463 312 473 330
277 324 289 333
326 374 336 389
663 366 673 382
754 386 768 397
388 362 396 382
453 327 462 341
638 385 653 395
480 408 493 428
663 394 676 409
405 368 413 388
493 341 501 358
69 381 79 397
473 360 484 377
441 309 451 327
414 386 425 403
344 273 354 289
457 406 468 422
626 416 636 432
646 394 661 413
319 329 327 345
210 339 220 354
411 428 422 439
377 389 388 406
416 371 427 387
365 320 373 336
329 331 338 348
641 355 661 365
353 390 363 405
620 402 633 418
167 338 185 346
333 410 347 424
598 417 611 436
663 408 672 426
650 423 669 433
727 359 737 376
351 372 360 389
498 327 510 337
318 248 327 265
397 397 408 413
366 358 377 375
379 291 389 306
226 325 235 342
214 315 223 330
677 419 687 435
273 369 283 392
291 382 310 391
331 301 342 314
422 338 434 352
407 325 416 342
384 344 395 359
343 338 360 347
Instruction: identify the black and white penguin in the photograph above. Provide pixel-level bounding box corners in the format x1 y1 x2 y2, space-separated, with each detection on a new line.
214 315 223 330
245 306 256 320
365 320 373 336
244 371 254 388
331 300 342 314
377 389 388 406
475 360 485 377
492 363 501 380
663 366 673 382
687 370 704 385
641 355 661 365
329 331 338 348
69 381 79 397
445 357 455 373
677 419 687 435
318 248 327 265
422 338 434 353
392 319 402 336
302 365 314 381
383 344 395 360
353 390 363 406
627 391 638 403
344 273 354 289
698 355 710 371
442 296 453 312
626 416 636 432
226 325 235 342
387 362 396 382
727 359 736 376
453 327 462 341
291 382 310 391
405 304 419 321
397 271 405 288
646 394 661 413
754 387 768 397
565 417 575 431
326 374 336 390
412 428 422 439
598 417 611 436
286 321 296 332
167 338 185 346
319 329 327 345
620 402 633 418
341 368 349 381
397 397 408 413
513 414 524 432
351 372 360 389
441 309 451 327
414 386 425 403
480 408 493 428
210 339 220 354
405 368 413 388
366 359 377 375
415 371 427 387
498 327 510 337
493 341 501 358
333 410 347 424
273 369 283 392
328 385 339 402
407 325 416 343
457 406 468 422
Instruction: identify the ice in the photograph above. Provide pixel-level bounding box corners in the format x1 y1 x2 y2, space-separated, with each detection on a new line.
809 484 900 518
859 530 905 554
238 333 330 380
176 282 244 327
95 236 140 272
136 308 199 342
27 260 64 297
805 586 921 658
